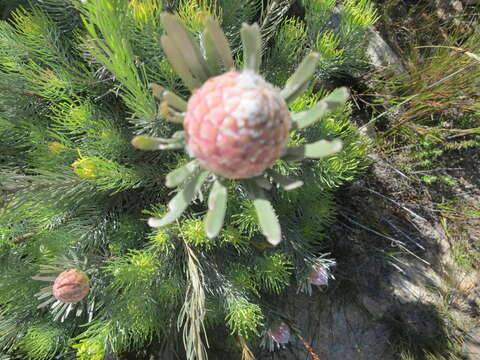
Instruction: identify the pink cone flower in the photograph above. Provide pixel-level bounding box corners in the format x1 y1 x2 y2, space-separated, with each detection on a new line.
52 269 90 304
309 265 329 286
268 322 291 344
184 70 291 179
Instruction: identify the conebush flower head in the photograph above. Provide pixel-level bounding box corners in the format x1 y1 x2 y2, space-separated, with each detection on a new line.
184 70 291 179
268 322 291 344
33 256 93 323
309 264 330 286
261 321 292 351
52 269 90 304
132 13 349 246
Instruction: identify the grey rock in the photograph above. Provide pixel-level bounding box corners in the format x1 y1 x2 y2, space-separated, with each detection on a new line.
366 28 404 73
360 294 390 319
304 300 393 360
262 295 394 360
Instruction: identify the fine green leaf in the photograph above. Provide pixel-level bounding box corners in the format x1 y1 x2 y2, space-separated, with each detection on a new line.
166 161 199 188
53 303 68 322
292 87 349 129
281 52 320 104
149 170 209 227
31 276 56 281
81 0 157 121
240 23 262 73
37 297 55 309
205 180 228 239
36 291 52 300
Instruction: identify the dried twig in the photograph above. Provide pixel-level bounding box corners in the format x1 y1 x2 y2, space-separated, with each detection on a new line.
238 336 256 360
340 212 431 266
385 219 425 250
177 241 208 360
298 336 321 360
370 155 411 180
410 167 463 174
13 232 35 243
361 187 428 223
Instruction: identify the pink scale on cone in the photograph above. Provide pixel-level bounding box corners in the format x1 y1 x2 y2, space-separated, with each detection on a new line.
52 269 90 304
184 70 291 179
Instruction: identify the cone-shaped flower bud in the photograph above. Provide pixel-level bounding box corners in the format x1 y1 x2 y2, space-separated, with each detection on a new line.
184 70 291 179
52 269 90 304
309 265 329 286
268 322 291 344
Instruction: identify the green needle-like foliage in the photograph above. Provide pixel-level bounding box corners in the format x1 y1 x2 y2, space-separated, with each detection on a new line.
0 0 373 358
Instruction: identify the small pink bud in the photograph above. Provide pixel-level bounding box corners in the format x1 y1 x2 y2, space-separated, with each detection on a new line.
184 70 291 179
309 265 329 286
52 269 90 304
268 322 291 344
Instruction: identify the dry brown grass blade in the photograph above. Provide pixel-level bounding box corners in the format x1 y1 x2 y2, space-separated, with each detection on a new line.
416 45 480 64
378 62 478 137
238 336 256 360
363 39 480 136
13 232 35 243
177 241 208 360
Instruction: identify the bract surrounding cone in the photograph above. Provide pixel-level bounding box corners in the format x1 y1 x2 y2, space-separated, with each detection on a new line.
52 269 90 304
184 70 291 179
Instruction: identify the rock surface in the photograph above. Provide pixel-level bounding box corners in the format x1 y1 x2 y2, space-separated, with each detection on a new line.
257 148 479 359
366 28 404 73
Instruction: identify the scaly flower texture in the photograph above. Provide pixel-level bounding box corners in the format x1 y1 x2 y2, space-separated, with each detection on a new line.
184 70 291 179
52 269 90 304
33 258 93 323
